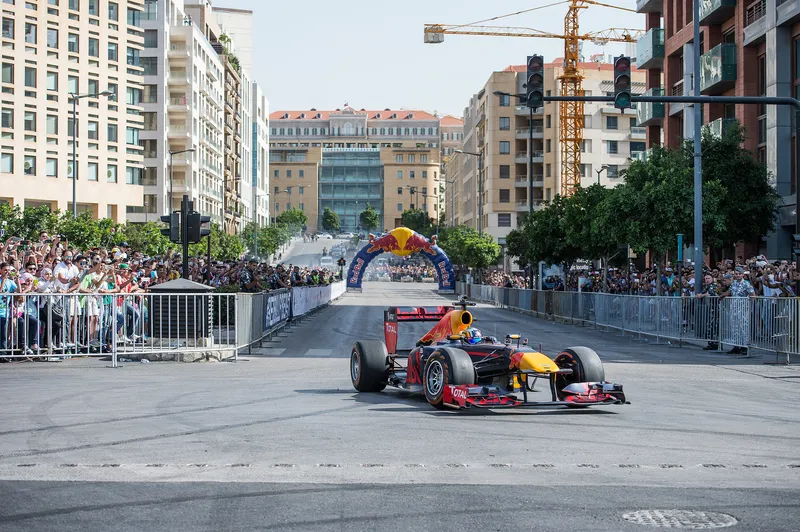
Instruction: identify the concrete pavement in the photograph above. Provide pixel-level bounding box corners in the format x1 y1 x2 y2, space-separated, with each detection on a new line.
0 282 798 531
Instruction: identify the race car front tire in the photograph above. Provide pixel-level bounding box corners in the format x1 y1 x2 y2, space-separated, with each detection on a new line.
351 341 390 392
423 347 475 409
553 346 605 401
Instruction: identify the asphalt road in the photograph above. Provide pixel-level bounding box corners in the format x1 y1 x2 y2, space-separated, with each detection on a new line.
0 282 798 531
279 237 351 268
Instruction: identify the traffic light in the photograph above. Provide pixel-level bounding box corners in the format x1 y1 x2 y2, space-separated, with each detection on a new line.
187 212 211 243
613 55 632 110
160 213 179 242
793 234 800 256
525 55 544 110
337 258 346 267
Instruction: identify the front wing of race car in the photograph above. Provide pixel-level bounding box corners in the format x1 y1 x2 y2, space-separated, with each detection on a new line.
441 382 628 409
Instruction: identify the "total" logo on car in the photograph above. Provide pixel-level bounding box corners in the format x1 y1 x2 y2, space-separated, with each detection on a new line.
450 387 468 401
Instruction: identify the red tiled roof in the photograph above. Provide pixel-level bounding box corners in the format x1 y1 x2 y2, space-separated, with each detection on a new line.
439 115 464 126
269 107 438 120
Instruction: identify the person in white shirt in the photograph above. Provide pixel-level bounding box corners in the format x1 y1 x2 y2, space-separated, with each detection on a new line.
52 252 80 347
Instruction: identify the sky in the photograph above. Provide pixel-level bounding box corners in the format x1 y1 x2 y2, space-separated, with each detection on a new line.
210 0 644 117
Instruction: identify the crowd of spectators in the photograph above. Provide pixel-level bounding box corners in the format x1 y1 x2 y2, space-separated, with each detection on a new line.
483 271 529 289
370 263 437 282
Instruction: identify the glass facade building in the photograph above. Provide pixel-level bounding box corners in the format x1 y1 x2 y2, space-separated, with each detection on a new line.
319 149 384 231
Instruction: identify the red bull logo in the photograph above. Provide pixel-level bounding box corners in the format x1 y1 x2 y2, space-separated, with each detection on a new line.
403 233 438 256
366 233 401 254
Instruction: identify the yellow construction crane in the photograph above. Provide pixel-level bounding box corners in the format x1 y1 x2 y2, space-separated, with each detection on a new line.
425 0 643 197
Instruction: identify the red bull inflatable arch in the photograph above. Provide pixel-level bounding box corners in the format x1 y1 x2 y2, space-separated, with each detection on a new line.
346 227 456 293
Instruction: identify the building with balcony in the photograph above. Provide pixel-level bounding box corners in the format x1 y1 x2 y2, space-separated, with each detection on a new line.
635 0 798 259
131 0 226 226
449 61 645 269
268 107 444 232
0 0 146 220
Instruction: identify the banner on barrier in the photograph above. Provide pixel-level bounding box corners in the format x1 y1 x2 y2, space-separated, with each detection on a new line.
264 289 291 333
292 284 331 317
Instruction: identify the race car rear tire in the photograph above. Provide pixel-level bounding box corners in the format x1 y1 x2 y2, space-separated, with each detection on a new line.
423 347 475 409
553 346 605 401
351 341 390 392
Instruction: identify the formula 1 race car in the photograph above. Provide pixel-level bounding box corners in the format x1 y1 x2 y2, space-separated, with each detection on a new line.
349 297 628 410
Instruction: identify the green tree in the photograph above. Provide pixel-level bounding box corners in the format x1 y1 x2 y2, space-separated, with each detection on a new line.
275 208 308 234
189 222 243 262
437 225 501 273
321 207 340 232
400 209 435 237
58 211 106 250
359 204 380 231
115 222 172 256
19 206 61 240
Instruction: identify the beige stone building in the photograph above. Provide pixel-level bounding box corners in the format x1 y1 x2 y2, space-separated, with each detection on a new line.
268 107 444 232
450 60 645 269
0 0 146 220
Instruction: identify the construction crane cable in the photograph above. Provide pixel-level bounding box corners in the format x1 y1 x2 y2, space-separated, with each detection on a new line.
452 1 570 29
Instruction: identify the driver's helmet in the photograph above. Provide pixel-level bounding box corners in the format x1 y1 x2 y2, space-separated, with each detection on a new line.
461 327 483 345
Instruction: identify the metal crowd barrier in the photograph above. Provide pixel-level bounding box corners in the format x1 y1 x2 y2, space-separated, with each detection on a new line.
456 283 799 360
0 281 346 367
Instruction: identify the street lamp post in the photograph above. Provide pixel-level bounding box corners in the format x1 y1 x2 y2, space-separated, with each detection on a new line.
69 90 114 218
169 148 196 214
595 165 609 186
455 149 483 234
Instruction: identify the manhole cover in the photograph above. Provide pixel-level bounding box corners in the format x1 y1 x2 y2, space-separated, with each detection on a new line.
622 510 737 529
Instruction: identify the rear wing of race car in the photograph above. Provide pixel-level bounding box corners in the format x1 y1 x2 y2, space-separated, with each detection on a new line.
384 306 453 355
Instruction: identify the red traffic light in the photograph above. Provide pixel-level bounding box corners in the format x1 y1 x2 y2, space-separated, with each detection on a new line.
528 56 543 70
614 57 631 72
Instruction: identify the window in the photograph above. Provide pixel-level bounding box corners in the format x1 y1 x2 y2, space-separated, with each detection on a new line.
2 18 13 39
144 30 157 48
1 62 12 84
68 75 78 93
397 170 403 179
126 126 139 145
546 163 551 177
88 78 99 96
409 154 415 163
395 154 403 163
630 117 637 129
499 94 510 107
299 186 304 195
68 33 79 53
398 203 403 211
126 47 140 67
0 153 11 173
607 140 618 154
630 141 646 153
421 154 427 163
606 116 618 130
67 117 77 136
24 155 35 175
499 141 510 154
499 189 510 203
46 158 57 177
88 37 99 57
581 139 591 153
410 171 416 179
108 42 118 61
498 213 511 227
107 164 117 182
126 86 141 105
273 169 278 178
397 187 403 194
299 169 304 178
127 7 141 26
1 108 11 128
108 2 118 21
24 67 36 88
107 124 117 142
422 170 428 179
46 115 57 135
607 165 619 178
126 166 141 185
286 169 291 178
546 115 552 128
87 0 98 15
141 56 157 75
47 71 57 91
499 165 510 179
546 139 551 153
87 121 98 139
24 22 36 44
24 111 35 131
85 162 97 181
422 186 427 195
69 0 79 9
499 117 510 130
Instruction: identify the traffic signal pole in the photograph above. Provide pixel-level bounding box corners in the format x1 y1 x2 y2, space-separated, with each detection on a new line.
544 93 800 296
182 195 190 280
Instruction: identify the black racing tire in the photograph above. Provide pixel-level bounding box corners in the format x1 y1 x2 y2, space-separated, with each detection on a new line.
554 346 605 401
351 341 390 392
423 347 475 409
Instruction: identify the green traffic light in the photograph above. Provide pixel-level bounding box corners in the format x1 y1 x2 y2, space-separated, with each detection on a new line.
614 93 631 109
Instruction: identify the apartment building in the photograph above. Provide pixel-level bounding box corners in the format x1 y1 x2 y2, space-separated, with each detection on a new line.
636 0 798 258
251 82 269 226
129 0 226 225
438 114 463 223
0 0 145 220
268 106 443 232
450 61 645 268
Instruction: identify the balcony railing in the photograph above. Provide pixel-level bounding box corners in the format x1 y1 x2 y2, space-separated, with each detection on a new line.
515 174 544 185
637 88 665 126
745 0 767 26
671 80 684 96
637 28 664 70
708 117 738 138
698 0 737 25
168 97 188 106
701 43 737 94
516 127 544 136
